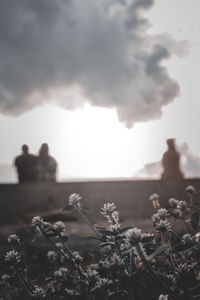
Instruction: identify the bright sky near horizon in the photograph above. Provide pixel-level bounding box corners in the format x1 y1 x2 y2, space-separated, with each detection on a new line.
0 0 200 182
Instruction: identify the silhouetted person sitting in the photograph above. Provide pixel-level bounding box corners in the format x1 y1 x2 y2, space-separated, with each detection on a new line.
161 138 183 179
14 145 37 182
37 143 57 181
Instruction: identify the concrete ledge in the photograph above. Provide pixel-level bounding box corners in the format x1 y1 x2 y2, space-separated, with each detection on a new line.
0 179 199 224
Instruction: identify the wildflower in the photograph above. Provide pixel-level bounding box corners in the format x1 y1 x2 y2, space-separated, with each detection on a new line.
159 295 168 300
32 286 46 298
153 219 171 233
185 185 195 194
8 234 20 244
54 267 68 279
53 221 66 235
55 242 64 249
149 193 160 201
125 228 142 246
31 216 44 228
152 213 161 222
112 211 119 222
101 203 119 224
181 233 194 244
69 193 81 208
47 251 57 261
5 250 21 264
168 198 178 208
157 208 169 219
72 251 83 262
101 203 117 217
149 193 160 210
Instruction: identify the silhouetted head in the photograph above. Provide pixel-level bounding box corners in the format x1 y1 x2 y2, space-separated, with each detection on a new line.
22 144 29 154
39 143 49 156
167 138 175 149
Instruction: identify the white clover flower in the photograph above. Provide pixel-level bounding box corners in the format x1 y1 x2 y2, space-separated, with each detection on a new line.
68 193 81 207
54 267 68 279
101 203 117 217
152 213 161 222
153 219 171 233
125 228 142 246
1 274 10 282
72 251 83 262
31 216 44 227
5 250 21 264
8 234 20 244
53 221 66 234
47 251 57 261
101 203 119 224
157 208 169 219
181 233 194 244
55 242 64 249
149 193 160 210
185 185 195 194
169 198 179 208
159 295 168 300
32 286 46 298
149 193 160 201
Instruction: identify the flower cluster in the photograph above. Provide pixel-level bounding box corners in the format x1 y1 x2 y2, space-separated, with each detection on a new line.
3 189 200 300
7 234 20 244
32 286 46 298
153 218 171 233
5 250 21 264
69 193 81 208
53 221 66 235
149 193 160 210
101 203 119 224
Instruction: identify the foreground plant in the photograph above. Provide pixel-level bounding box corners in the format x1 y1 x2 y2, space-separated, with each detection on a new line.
1 186 200 299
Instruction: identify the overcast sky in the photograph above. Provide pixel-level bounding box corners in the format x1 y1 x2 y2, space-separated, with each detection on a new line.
0 0 200 182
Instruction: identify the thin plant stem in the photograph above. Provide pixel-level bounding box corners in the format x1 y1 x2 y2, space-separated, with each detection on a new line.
78 208 101 237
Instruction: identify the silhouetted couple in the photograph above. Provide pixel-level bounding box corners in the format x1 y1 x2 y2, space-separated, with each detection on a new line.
14 143 57 183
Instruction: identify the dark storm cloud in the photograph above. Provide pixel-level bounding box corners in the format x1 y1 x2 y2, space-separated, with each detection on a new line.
0 0 186 127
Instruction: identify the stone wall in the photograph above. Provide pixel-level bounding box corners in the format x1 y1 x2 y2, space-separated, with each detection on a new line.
0 179 200 225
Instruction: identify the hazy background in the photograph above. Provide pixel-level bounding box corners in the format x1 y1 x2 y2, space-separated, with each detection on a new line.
0 0 199 182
